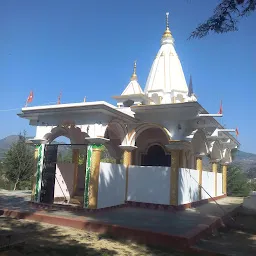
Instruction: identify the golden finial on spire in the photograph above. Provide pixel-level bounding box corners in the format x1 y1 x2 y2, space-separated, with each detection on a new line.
166 12 169 29
130 60 138 81
162 12 172 39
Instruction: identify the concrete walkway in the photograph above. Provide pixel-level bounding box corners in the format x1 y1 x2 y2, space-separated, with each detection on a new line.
0 190 243 250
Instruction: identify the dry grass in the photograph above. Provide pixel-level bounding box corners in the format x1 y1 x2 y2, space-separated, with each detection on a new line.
0 217 187 256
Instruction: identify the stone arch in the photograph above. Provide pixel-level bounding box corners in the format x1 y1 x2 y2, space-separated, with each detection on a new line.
43 125 89 144
222 148 232 164
143 142 169 156
128 123 171 147
191 129 209 156
141 143 170 167
210 140 223 161
131 124 171 166
104 119 128 145
103 119 128 160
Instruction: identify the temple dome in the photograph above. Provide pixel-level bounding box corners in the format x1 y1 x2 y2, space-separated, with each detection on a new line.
121 61 144 96
113 61 150 107
144 13 189 104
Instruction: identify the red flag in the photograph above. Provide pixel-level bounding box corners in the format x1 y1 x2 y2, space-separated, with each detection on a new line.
25 91 33 106
218 100 223 114
235 127 239 137
57 92 62 104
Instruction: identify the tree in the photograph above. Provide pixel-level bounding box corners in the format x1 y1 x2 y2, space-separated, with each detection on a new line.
227 165 250 196
100 145 117 163
3 132 34 190
249 179 256 191
246 167 256 179
190 0 256 38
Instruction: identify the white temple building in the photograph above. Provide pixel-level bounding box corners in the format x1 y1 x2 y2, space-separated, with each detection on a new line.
18 13 239 209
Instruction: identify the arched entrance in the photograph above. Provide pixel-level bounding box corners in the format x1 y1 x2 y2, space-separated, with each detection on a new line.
141 144 171 167
39 126 88 205
132 125 171 167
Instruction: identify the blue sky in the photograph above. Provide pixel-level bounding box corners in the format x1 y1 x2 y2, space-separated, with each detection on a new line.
0 0 255 153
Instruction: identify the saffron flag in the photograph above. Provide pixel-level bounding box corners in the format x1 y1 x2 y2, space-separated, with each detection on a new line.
25 91 33 106
57 92 62 104
218 100 223 114
235 127 239 137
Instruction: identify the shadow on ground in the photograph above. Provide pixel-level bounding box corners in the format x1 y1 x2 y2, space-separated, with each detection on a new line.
0 217 118 256
195 201 256 256
0 191 248 255
0 216 197 256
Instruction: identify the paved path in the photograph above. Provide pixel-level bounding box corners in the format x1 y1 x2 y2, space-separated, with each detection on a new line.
0 190 243 237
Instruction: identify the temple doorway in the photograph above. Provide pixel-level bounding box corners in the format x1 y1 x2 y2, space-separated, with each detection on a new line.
141 144 171 167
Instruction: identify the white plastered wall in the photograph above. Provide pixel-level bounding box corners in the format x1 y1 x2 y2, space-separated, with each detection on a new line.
178 168 199 204
54 163 75 201
97 163 126 209
127 165 170 205
201 171 215 199
217 173 223 196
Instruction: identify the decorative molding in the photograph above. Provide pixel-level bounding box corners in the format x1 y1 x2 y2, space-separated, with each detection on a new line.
165 141 191 151
210 159 221 163
27 138 48 145
85 137 110 145
119 145 137 152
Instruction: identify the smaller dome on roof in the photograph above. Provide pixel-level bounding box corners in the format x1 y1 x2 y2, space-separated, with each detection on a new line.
121 61 144 96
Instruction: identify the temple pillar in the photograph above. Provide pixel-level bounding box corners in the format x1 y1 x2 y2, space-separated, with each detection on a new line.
212 161 219 197
165 141 191 206
84 144 103 209
119 145 137 201
124 151 132 201
222 164 228 194
170 150 180 205
196 155 203 200
31 146 39 201
72 148 80 196
27 141 46 203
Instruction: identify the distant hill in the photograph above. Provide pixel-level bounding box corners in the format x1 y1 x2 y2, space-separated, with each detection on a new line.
0 135 255 174
0 135 20 159
0 135 69 160
231 150 256 172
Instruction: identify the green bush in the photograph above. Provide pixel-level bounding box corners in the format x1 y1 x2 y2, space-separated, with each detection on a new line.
227 166 250 197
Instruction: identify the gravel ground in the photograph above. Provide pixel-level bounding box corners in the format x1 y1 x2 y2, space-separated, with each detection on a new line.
0 217 191 256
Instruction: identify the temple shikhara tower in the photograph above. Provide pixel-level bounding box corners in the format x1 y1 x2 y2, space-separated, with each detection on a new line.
19 13 239 209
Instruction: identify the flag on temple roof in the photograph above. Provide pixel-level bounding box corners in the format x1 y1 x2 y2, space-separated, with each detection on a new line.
57 92 62 104
218 100 223 114
236 127 239 137
25 91 33 106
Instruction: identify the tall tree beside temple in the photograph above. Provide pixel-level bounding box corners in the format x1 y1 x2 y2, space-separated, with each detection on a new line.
190 0 255 38
3 132 34 190
227 166 250 196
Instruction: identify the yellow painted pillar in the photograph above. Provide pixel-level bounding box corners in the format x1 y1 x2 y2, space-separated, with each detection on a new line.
72 149 80 196
196 156 203 200
212 161 218 197
31 146 39 201
222 164 228 194
170 150 180 205
88 146 102 209
123 150 132 201
89 147 102 208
